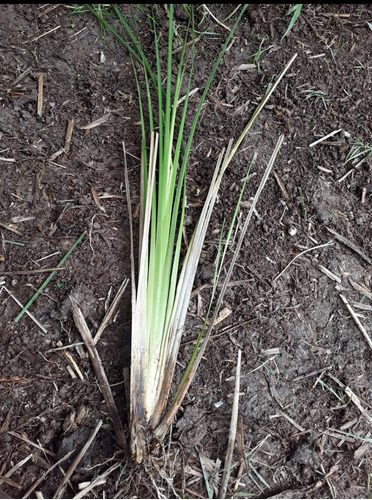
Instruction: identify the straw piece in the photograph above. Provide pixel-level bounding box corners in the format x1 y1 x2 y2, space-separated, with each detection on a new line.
276 409 305 432
203 4 231 32
94 278 129 344
2 286 47 334
0 222 22 236
91 186 106 212
10 66 33 87
328 374 372 425
348 278 372 300
53 420 102 499
0 455 33 488
63 352 84 380
7 431 55 457
72 462 121 499
27 26 60 44
22 450 74 499
339 294 372 350
218 349 241 499
318 264 341 283
274 241 333 282
309 128 342 147
344 386 372 425
0 476 22 489
326 227 372 265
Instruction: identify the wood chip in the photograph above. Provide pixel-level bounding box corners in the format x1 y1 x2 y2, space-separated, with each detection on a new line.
354 442 370 459
362 187 367 204
237 63 256 71
0 222 22 236
79 114 110 130
352 302 372 312
236 414 249 474
272 170 290 199
207 306 232 327
34 73 44 117
91 186 106 212
63 119 74 155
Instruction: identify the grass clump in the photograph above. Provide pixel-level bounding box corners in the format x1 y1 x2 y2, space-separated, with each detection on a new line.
80 4 297 462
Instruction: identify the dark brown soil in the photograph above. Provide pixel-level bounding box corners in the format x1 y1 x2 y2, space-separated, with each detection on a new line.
1 4 372 499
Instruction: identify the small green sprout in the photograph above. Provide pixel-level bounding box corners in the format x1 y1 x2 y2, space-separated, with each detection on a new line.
248 36 272 75
299 87 328 109
345 139 372 166
281 4 302 41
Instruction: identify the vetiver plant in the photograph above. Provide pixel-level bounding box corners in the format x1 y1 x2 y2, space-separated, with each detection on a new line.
81 4 297 462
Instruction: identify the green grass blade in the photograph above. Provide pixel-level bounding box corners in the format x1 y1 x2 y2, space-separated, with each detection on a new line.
281 4 302 41
179 5 249 177
14 231 87 323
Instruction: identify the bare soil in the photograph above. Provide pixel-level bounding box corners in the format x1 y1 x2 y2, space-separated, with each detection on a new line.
1 4 372 499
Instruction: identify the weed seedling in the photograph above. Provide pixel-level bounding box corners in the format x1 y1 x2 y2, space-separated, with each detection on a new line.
344 139 372 167
354 58 365 71
249 36 272 75
281 4 302 41
31 49 39 63
316 378 350 405
299 87 328 109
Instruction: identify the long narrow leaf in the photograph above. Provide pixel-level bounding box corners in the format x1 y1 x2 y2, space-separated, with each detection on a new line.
155 135 285 441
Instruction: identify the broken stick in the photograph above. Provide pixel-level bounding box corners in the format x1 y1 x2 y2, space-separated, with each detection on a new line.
70 295 128 452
